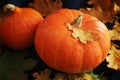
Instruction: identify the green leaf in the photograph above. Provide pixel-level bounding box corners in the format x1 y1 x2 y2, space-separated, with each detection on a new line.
0 50 37 80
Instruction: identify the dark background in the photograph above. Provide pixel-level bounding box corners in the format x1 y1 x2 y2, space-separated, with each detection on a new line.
0 0 88 9
0 0 120 80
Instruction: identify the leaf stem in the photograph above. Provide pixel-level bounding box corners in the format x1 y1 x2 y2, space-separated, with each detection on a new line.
72 14 83 27
3 4 15 14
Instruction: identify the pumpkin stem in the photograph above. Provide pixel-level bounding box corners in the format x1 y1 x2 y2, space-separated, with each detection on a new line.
3 4 15 14
72 14 83 27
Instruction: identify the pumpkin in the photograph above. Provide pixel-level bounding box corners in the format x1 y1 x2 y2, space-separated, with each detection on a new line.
34 9 111 73
0 4 43 50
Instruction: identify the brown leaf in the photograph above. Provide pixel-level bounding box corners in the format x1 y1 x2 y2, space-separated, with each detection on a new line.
89 0 113 11
114 0 120 6
80 8 115 23
80 0 117 23
33 69 51 80
32 0 62 17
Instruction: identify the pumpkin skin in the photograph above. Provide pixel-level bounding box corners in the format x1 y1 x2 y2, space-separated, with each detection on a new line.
34 9 111 73
0 4 43 50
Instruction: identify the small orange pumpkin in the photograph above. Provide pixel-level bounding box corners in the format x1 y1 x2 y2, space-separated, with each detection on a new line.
34 9 111 73
0 4 43 50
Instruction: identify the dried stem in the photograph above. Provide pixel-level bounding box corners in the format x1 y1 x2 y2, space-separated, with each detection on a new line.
3 4 15 14
72 14 83 27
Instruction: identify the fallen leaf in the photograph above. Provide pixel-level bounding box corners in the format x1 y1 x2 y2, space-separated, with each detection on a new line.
33 69 106 80
88 0 112 11
80 0 117 23
114 3 120 14
33 69 51 80
32 0 62 17
114 0 120 6
80 8 115 23
109 21 120 40
106 43 120 70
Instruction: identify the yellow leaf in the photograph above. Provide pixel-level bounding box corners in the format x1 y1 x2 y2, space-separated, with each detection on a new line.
109 21 120 40
66 23 99 44
114 3 120 14
106 44 120 70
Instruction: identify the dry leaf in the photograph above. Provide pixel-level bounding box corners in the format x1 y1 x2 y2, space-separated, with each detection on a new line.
66 23 99 44
114 3 120 14
80 0 117 23
33 69 105 80
109 21 120 40
106 43 120 70
80 7 115 23
33 69 51 80
73 73 94 80
53 73 94 80
114 0 120 6
89 0 112 11
32 0 62 17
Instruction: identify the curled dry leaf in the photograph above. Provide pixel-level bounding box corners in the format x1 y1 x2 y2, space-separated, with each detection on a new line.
106 43 120 70
80 0 117 23
109 21 120 40
32 0 62 17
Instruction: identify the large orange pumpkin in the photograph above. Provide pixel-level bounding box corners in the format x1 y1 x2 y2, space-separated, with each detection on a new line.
0 4 43 50
34 9 111 73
